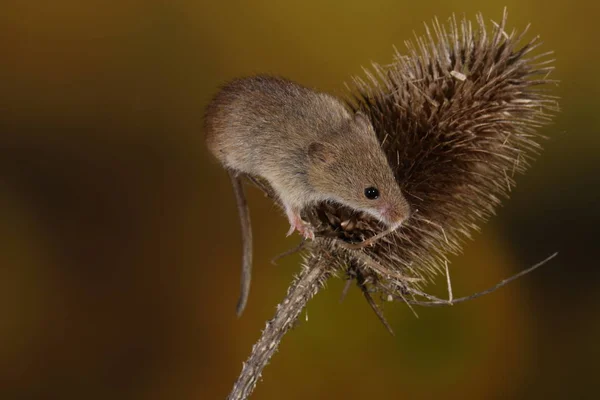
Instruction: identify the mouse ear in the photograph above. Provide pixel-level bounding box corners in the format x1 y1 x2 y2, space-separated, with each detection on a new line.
354 111 371 129
308 142 335 164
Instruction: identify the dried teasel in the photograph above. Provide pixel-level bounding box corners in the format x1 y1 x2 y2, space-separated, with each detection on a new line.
228 10 559 400
253 10 558 302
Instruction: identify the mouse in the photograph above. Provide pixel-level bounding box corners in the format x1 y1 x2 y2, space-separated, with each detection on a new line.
204 75 411 315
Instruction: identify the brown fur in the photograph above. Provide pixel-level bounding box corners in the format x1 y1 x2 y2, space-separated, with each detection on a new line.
205 75 410 226
204 75 411 315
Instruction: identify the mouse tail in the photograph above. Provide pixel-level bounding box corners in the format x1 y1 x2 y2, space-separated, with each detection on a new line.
229 171 253 317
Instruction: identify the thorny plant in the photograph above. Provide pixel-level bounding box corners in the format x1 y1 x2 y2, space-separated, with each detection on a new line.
227 9 559 400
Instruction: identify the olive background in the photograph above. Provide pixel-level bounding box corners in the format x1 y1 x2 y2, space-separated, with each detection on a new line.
1 1 598 399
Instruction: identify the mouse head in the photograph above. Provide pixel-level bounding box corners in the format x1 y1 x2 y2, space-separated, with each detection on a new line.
307 111 411 228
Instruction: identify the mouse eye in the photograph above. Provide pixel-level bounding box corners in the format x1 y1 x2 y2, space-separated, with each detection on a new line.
364 187 380 200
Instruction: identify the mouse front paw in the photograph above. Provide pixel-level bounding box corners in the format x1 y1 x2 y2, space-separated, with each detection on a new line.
285 208 315 240
295 221 316 240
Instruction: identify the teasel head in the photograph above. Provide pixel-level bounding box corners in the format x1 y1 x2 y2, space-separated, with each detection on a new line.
228 10 559 399
255 9 559 304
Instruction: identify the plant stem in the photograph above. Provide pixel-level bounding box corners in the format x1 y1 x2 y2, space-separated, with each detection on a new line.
227 257 330 400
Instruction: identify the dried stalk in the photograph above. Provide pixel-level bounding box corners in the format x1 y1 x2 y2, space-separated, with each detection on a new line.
226 249 556 400
227 254 331 400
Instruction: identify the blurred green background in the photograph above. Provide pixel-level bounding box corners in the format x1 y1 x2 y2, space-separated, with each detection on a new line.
1 1 598 399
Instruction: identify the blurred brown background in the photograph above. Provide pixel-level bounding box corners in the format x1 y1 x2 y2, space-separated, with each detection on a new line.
1 1 598 399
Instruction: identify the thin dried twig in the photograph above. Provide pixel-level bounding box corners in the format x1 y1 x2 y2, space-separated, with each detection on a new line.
339 278 354 303
356 270 395 336
401 252 557 306
445 260 454 304
339 225 400 249
270 239 307 265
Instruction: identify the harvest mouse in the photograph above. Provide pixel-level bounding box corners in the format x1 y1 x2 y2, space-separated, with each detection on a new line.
204 75 411 315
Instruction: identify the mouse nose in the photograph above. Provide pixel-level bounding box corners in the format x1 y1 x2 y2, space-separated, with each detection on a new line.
380 203 411 227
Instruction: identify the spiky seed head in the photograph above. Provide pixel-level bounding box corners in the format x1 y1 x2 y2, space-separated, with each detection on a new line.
254 10 559 299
